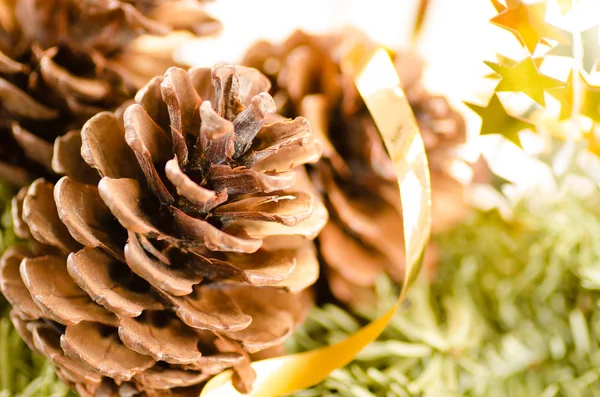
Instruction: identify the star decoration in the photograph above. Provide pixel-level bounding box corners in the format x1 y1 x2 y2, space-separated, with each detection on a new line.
465 94 536 148
485 54 544 78
547 24 600 75
490 0 523 12
581 75 600 123
490 0 506 12
548 72 600 122
547 71 576 120
584 129 600 157
491 0 567 53
484 57 565 105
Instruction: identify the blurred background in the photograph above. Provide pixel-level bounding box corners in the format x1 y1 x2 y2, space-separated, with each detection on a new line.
176 0 600 206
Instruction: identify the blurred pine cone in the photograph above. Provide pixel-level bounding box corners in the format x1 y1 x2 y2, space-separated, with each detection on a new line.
0 0 219 187
243 30 468 306
0 64 327 396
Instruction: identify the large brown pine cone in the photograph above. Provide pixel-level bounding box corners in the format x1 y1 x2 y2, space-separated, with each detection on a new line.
243 30 467 306
0 0 219 187
0 64 327 396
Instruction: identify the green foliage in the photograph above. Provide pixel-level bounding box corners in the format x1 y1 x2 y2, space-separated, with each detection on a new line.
287 196 600 397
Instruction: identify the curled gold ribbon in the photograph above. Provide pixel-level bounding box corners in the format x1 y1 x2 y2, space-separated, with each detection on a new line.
200 48 432 397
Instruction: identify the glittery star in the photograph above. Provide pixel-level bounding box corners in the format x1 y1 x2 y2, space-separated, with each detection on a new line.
485 57 565 105
465 94 536 148
491 0 567 53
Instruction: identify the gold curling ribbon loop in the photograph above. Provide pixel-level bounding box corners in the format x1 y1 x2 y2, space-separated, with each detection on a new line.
200 48 432 397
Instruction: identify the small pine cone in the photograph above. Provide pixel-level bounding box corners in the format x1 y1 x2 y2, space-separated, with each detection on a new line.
242 30 467 305
0 0 218 187
0 64 327 395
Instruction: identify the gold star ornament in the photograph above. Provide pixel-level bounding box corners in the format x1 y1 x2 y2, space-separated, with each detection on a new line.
485 54 544 79
547 71 576 120
465 93 536 148
547 72 600 122
581 74 600 123
485 57 565 105
491 0 567 53
584 130 600 157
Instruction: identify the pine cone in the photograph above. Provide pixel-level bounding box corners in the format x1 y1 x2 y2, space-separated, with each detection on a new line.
243 30 467 306
0 0 219 187
0 64 327 396
14 0 220 53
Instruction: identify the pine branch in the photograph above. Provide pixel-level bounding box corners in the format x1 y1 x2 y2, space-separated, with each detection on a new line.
287 195 600 397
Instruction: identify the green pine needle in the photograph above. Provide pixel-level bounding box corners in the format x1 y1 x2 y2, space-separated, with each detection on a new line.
287 196 600 397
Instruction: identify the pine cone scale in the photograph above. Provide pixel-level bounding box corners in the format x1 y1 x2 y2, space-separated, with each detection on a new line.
97 177 163 236
0 76 59 119
117 313 205 364
67 247 165 318
0 49 28 73
54 176 126 259
61 321 156 381
160 67 200 165
123 230 205 296
22 179 82 253
30 322 104 383
11 123 55 170
10 187 32 238
164 157 228 212
81 112 144 180
38 47 111 102
21 255 120 326
0 246 45 320
134 366 211 390
162 284 252 332
0 161 33 187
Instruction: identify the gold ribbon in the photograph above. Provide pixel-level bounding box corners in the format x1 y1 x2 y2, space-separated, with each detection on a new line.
200 48 432 397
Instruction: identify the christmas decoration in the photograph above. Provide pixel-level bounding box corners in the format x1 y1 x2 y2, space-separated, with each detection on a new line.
199 46 431 397
465 94 535 148
484 57 564 105
242 30 465 306
1 63 327 396
288 191 600 396
469 0 600 149
0 0 218 187
281 0 600 394
2 0 600 396
490 0 566 53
